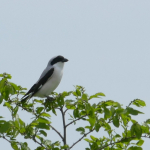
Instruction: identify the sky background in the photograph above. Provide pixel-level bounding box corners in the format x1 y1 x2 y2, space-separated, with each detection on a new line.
0 1 150 149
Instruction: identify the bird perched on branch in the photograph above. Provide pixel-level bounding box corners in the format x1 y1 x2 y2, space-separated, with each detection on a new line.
21 55 68 102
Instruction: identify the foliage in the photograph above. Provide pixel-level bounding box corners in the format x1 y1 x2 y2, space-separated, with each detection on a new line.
0 72 149 150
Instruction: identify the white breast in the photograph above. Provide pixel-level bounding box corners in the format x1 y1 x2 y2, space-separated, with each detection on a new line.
35 62 64 97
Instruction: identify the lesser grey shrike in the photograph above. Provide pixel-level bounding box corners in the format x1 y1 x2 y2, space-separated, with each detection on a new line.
21 55 68 102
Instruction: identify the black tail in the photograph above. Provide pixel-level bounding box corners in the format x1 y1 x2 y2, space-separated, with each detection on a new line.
21 95 30 103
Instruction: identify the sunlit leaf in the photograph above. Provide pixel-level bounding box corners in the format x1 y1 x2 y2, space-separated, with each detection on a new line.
0 122 10 133
82 93 88 100
36 123 50 130
76 89 81 96
37 117 50 124
127 107 144 115
11 142 19 150
113 115 119 127
104 107 110 119
76 127 85 134
128 146 142 150
39 130 47 137
136 139 144 146
132 99 146 107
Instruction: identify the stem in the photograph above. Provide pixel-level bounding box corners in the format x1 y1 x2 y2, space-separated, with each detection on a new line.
49 124 64 141
2 136 11 143
64 108 68 114
60 107 67 146
68 128 95 150
32 135 46 148
66 115 87 127
98 135 150 150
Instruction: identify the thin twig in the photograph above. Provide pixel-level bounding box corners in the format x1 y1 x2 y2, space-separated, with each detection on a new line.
127 100 133 108
60 107 67 146
64 108 68 114
68 128 95 150
66 115 87 128
98 135 150 150
2 136 11 143
49 124 64 141
33 135 46 148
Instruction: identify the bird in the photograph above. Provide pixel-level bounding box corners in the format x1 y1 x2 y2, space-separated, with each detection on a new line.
21 55 68 102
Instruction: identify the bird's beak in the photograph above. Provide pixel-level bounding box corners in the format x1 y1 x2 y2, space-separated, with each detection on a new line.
62 58 69 62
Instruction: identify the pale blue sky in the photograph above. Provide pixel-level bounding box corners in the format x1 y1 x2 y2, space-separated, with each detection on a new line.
0 1 150 149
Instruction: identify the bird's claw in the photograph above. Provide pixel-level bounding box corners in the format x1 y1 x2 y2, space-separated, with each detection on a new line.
46 96 55 102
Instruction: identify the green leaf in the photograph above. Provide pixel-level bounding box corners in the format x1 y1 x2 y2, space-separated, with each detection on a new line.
110 106 115 116
73 108 80 118
61 145 69 149
76 89 81 96
89 92 105 99
36 147 45 150
0 78 7 92
95 122 100 132
13 106 19 117
36 123 50 130
131 124 135 136
90 135 97 141
132 99 146 107
34 99 43 103
134 123 142 139
37 117 50 124
39 130 47 137
62 91 70 97
131 123 142 139
0 122 10 133
0 95 3 104
104 107 110 119
141 125 149 134
87 116 96 127
1 73 12 79
113 115 119 127
85 103 91 114
89 106 95 117
10 82 20 90
66 104 76 109
84 138 92 143
81 93 88 100
76 127 85 134
36 107 44 114
11 142 19 150
145 119 150 124
105 100 114 106
128 146 142 150
131 119 137 124
127 107 144 115
20 142 30 150
40 112 51 118
4 102 12 109
136 139 144 146
121 114 131 126
57 95 64 106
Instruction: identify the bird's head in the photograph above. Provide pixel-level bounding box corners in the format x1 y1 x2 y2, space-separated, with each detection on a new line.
48 55 68 67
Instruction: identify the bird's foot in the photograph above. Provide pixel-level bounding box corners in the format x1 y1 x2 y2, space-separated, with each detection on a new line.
46 96 55 102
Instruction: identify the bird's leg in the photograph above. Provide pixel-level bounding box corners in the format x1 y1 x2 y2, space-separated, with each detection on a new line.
46 96 55 102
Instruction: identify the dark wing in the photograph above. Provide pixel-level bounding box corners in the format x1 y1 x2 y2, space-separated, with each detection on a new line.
21 68 54 102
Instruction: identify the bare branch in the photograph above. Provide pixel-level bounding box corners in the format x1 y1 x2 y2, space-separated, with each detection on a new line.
60 107 67 146
49 124 64 141
32 135 46 148
69 128 95 150
2 136 11 143
66 115 87 128
98 135 150 150
64 108 68 114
